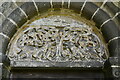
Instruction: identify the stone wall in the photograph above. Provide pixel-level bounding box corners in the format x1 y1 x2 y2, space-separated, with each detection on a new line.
0 1 120 79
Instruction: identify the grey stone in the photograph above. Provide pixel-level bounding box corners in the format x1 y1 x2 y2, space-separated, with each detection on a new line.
20 2 38 19
0 35 10 66
0 53 2 63
2 55 10 67
0 63 2 80
112 67 120 78
0 34 9 54
8 15 107 68
1 18 17 38
0 2 17 18
1 64 10 79
8 7 27 27
109 57 120 66
15 2 25 7
0 2 3 7
0 13 5 26
11 60 104 68
35 2 51 13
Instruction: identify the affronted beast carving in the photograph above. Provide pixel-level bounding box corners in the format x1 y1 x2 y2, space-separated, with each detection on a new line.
7 16 108 67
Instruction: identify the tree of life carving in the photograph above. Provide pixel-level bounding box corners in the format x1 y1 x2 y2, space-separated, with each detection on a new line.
7 16 108 63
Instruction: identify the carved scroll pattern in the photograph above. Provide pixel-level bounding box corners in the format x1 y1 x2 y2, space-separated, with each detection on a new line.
8 16 108 63
8 26 107 62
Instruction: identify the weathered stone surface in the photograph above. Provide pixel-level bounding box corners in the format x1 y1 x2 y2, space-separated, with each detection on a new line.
82 2 98 20
52 2 63 8
1 18 17 38
108 38 120 58
20 2 38 19
70 2 83 13
0 53 2 63
101 20 120 43
15 2 25 7
0 63 10 79
11 60 104 67
8 8 27 27
7 15 108 67
112 67 120 78
109 57 120 66
0 1 119 79
0 35 9 54
0 63 2 80
0 2 17 18
0 35 10 66
2 64 10 79
0 14 5 26
35 2 51 13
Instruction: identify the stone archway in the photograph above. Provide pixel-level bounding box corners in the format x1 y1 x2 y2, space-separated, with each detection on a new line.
0 1 120 79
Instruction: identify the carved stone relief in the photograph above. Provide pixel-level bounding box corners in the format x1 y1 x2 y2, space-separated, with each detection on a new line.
7 16 108 67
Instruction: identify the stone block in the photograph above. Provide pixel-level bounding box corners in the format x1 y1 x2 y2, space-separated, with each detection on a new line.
0 2 17 18
0 63 2 80
2 64 10 79
1 18 17 38
0 34 9 54
0 35 10 66
0 53 2 63
8 7 27 27
20 2 38 19
0 14 5 26
101 21 120 43
35 2 51 13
